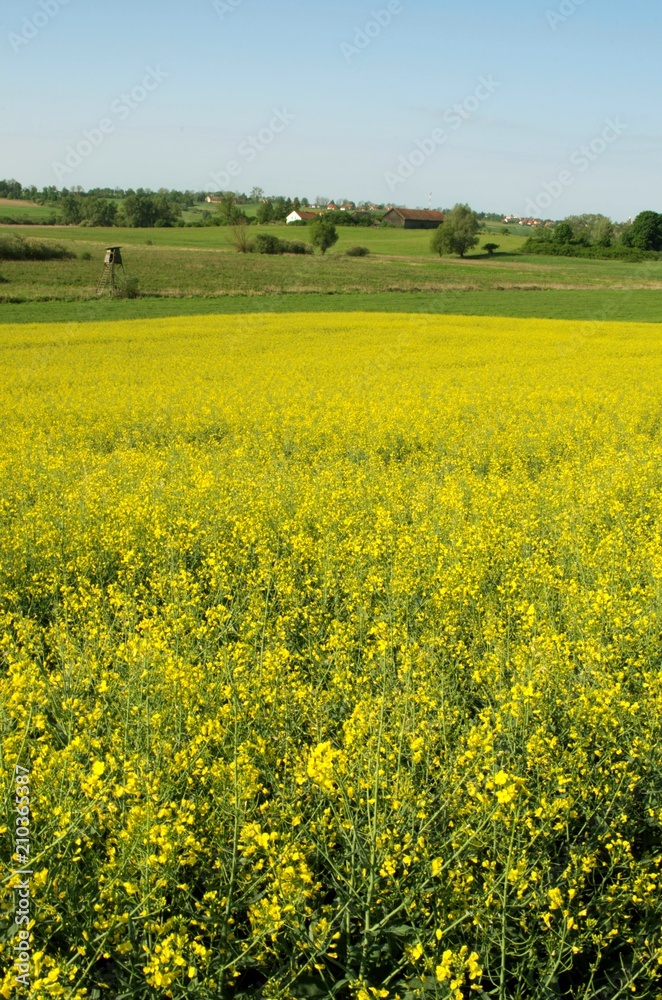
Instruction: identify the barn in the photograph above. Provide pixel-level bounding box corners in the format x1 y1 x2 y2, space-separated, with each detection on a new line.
382 208 445 230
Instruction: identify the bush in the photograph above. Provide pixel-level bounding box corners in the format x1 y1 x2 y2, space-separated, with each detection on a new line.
0 234 75 261
79 251 93 261
231 223 252 254
345 245 370 257
522 237 658 261
117 276 140 299
283 240 313 255
253 233 284 255
251 235 313 255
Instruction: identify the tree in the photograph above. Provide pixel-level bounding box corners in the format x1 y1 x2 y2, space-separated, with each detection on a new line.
553 222 575 244
216 192 246 226
256 199 274 224
84 198 118 227
60 194 84 225
230 219 252 253
309 217 338 255
119 193 181 228
622 211 662 251
483 242 499 256
563 213 613 246
250 186 264 203
430 204 480 258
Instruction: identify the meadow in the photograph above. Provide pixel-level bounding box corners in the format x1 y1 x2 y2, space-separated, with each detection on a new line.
1 223 662 327
0 201 57 224
1 312 661 999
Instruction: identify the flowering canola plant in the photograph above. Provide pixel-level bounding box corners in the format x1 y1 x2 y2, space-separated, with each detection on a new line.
0 312 661 999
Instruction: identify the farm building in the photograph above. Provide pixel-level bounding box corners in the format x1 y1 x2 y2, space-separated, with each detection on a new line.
286 210 319 224
382 208 445 230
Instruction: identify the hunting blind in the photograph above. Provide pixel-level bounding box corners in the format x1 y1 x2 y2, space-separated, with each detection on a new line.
96 246 126 296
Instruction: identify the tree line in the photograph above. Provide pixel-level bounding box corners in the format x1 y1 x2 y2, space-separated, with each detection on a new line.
523 211 662 258
429 206 662 260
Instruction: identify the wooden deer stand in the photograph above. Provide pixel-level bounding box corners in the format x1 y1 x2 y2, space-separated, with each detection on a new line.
96 246 126 296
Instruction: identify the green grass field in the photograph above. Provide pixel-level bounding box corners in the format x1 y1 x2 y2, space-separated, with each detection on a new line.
0 199 57 222
2 290 662 325
0 221 529 255
1 221 661 324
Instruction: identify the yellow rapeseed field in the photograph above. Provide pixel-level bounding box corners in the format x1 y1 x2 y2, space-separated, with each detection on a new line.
1 312 662 1000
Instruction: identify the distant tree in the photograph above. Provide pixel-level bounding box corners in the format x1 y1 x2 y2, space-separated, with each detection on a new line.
0 179 23 200
553 222 575 244
300 197 310 207
563 214 614 247
84 198 118 227
120 193 181 227
430 204 480 258
622 211 662 251
60 194 84 225
483 242 499 256
121 194 155 227
593 217 614 247
216 192 246 226
250 186 264 203
309 217 339 255
270 196 293 222
256 199 274 224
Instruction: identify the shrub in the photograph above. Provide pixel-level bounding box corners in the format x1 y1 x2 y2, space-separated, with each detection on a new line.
283 240 313 255
522 238 658 261
0 234 75 261
117 276 140 299
251 235 313 255
345 245 370 257
253 233 284 255
231 222 253 254
79 251 93 261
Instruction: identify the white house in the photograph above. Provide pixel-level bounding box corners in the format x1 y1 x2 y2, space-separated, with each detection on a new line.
286 210 318 224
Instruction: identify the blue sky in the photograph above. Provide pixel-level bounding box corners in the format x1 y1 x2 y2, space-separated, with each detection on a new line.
1 0 660 219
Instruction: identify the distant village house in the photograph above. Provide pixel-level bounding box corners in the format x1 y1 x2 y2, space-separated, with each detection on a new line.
286 210 320 224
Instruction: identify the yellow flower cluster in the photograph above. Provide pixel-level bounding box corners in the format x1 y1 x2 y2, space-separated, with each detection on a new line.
1 312 661 998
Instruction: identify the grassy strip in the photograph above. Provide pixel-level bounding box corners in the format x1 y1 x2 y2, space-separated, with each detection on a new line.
1 289 662 325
